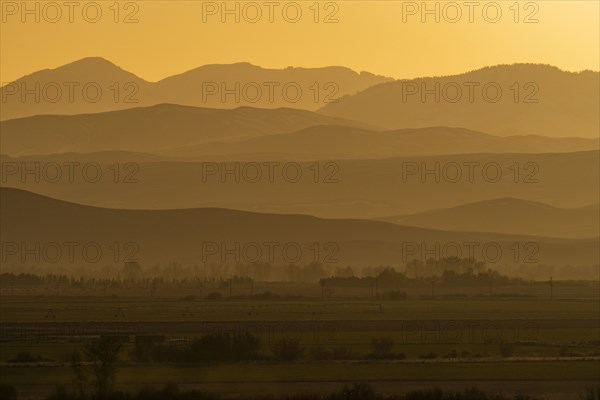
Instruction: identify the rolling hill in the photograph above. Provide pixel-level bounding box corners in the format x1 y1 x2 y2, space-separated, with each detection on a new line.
2 152 598 219
1 188 598 270
0 104 375 156
159 125 600 160
3 106 597 158
377 198 599 239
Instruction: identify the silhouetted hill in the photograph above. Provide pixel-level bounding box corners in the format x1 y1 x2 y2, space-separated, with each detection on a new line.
0 104 375 156
161 125 599 159
4 107 596 158
1 188 597 269
2 152 597 219
150 62 392 110
378 198 599 239
0 58 151 120
0 151 171 163
0 58 392 120
320 64 600 138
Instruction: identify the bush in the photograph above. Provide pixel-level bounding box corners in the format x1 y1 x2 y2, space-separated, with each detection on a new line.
132 333 261 363
47 383 218 400
271 338 304 361
231 332 261 360
370 337 395 359
47 386 74 400
206 292 222 300
582 386 600 400
309 346 332 360
380 291 408 300
332 346 356 360
443 349 458 359
559 345 569 357
0 384 17 400
187 333 232 362
9 351 45 363
500 342 514 358
418 352 438 360
331 382 379 400
403 387 536 400
309 346 356 361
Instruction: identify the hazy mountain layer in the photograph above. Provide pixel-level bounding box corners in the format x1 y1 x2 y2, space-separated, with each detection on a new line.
378 198 599 239
0 104 375 157
2 152 597 219
0 58 392 120
320 64 600 138
158 125 599 160
2 188 597 270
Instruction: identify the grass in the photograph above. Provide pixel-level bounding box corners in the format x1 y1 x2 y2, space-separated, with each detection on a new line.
1 298 599 322
0 293 598 399
2 360 599 384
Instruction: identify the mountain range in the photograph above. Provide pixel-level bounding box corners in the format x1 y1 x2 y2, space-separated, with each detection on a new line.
320 64 599 138
1 59 598 267
1 104 597 158
0 57 392 120
2 60 598 139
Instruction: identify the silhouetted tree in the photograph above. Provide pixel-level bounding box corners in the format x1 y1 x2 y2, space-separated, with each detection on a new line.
84 337 121 399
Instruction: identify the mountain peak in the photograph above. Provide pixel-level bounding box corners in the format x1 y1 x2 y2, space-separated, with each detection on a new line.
71 56 115 65
55 56 125 72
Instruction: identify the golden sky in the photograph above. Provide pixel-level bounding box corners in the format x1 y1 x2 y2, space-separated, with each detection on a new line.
1 0 598 82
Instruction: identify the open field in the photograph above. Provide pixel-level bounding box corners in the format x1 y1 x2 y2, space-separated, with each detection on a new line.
2 361 599 400
1 292 598 399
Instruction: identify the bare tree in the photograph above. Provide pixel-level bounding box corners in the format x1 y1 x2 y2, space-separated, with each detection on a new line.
84 337 121 399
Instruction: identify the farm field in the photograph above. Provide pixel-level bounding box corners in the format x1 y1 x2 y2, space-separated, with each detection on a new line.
2 361 599 400
1 290 598 399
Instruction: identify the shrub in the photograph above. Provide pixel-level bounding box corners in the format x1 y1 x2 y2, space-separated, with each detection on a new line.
418 352 438 360
206 292 222 300
231 332 261 360
309 346 332 360
381 291 408 300
443 349 458 359
0 384 17 400
559 345 569 357
332 346 356 360
271 338 304 361
500 342 514 358
9 351 43 363
331 382 379 400
132 333 262 363
582 386 600 400
370 337 395 359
